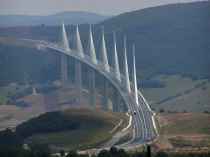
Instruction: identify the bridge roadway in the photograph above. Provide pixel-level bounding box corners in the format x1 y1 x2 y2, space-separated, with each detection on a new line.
9 38 158 148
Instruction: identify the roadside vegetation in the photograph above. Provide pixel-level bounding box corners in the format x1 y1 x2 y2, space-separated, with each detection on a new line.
0 142 209 157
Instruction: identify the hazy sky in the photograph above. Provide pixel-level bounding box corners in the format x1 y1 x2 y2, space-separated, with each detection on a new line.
0 0 204 16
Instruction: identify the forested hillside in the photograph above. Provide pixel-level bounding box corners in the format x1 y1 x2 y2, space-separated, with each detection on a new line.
100 1 210 79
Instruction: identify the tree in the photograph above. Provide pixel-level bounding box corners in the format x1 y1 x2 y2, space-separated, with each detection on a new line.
30 144 50 157
159 109 165 113
0 128 23 147
117 149 129 157
110 147 118 156
60 150 65 157
98 150 111 157
155 151 168 157
66 150 78 157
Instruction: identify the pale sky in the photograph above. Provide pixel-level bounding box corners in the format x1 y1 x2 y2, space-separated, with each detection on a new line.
0 0 205 16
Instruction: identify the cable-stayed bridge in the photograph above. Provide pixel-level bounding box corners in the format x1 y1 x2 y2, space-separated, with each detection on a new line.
2 23 158 148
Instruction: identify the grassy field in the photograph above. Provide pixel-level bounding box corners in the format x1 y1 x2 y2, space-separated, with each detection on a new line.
25 109 128 151
159 113 210 135
141 75 210 112
154 113 210 150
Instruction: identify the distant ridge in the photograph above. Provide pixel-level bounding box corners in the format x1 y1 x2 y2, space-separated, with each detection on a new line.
0 11 109 27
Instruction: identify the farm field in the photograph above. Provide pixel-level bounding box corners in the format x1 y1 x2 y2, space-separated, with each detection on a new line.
142 75 210 112
154 113 210 150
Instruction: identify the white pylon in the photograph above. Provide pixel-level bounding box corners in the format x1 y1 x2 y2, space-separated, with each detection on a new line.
87 25 97 64
75 25 84 58
132 45 139 105
113 32 121 82
123 36 131 93
61 22 70 52
100 27 110 72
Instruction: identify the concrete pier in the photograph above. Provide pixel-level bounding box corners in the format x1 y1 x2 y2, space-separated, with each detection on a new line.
89 69 96 108
61 54 68 83
75 60 82 105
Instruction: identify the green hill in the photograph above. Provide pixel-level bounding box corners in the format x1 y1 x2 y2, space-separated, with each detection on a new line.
100 1 210 79
9 109 128 150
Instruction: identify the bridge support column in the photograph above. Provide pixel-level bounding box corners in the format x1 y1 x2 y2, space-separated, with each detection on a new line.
112 91 121 112
75 60 82 105
61 54 68 83
89 69 96 108
102 80 109 111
